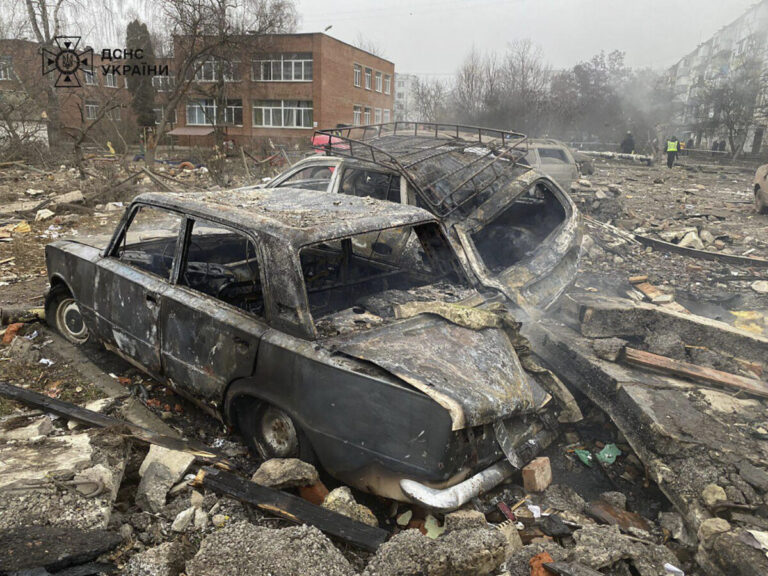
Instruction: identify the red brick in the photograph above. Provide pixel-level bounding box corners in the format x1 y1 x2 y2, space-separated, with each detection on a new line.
298 480 329 505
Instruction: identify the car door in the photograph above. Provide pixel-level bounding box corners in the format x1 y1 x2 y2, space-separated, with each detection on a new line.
536 147 577 189
95 204 183 375
158 218 269 407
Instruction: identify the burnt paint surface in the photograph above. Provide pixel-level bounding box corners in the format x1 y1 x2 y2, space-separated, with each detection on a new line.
44 190 558 498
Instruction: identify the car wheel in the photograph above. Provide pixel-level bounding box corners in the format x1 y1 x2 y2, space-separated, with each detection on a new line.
46 286 89 345
236 399 315 462
756 186 768 214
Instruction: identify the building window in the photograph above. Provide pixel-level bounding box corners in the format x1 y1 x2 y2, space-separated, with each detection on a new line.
194 58 217 82
107 107 121 120
374 108 382 123
364 107 371 124
186 98 215 125
105 72 117 88
364 68 372 90
85 101 99 120
152 75 174 91
384 74 391 94
353 64 362 87
353 105 362 125
253 100 313 128
383 109 390 122
153 107 177 125
224 99 243 125
0 57 12 80
223 61 240 82
252 53 313 82
375 71 382 92
84 70 95 85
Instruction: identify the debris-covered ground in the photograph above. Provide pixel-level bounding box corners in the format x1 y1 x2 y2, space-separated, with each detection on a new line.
1 155 767 575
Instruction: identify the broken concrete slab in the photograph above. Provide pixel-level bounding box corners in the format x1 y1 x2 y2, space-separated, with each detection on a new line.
0 415 53 441
186 521 356 576
362 525 507 576
322 486 378 527
526 319 768 576
136 444 196 512
120 397 181 438
123 541 191 576
0 430 129 531
443 509 488 533
250 457 319 490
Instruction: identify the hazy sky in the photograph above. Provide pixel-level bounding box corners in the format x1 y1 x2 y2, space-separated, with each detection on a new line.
294 0 757 75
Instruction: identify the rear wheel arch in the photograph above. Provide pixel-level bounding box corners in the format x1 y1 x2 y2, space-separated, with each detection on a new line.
224 379 317 462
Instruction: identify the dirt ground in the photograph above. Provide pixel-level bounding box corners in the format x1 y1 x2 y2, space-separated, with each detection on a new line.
1 155 767 574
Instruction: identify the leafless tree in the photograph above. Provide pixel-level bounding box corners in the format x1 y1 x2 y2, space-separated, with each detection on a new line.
66 86 123 177
691 56 764 158
412 77 447 123
450 46 490 123
146 0 297 169
353 32 386 58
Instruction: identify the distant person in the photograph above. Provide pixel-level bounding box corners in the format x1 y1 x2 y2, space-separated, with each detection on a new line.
711 139 719 157
679 139 686 156
719 140 727 153
686 137 694 154
666 136 679 168
620 131 635 154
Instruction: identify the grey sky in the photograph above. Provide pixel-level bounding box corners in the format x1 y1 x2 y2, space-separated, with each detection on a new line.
294 0 757 75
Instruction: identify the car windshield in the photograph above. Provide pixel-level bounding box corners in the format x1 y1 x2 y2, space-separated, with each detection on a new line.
299 221 468 330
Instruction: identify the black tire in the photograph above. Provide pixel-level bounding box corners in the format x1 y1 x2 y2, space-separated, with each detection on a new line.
46 285 89 345
236 398 315 463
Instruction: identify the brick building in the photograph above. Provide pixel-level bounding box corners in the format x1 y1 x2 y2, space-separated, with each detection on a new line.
166 33 395 147
0 38 134 148
0 33 395 150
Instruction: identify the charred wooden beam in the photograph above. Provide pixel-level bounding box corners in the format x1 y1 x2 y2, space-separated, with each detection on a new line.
193 467 389 551
0 381 234 470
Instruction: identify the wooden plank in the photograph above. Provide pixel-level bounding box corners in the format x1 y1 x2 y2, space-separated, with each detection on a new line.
623 348 768 399
0 381 234 469
194 467 389 551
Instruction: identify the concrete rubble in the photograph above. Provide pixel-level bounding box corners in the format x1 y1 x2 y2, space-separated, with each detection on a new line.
0 154 767 575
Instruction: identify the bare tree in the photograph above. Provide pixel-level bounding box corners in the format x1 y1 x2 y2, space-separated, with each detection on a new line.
353 32 386 58
146 0 297 169
692 56 764 158
450 46 489 123
412 77 447 123
66 86 123 177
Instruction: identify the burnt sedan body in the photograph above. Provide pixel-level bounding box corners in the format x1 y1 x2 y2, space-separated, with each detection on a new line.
45 189 561 510
266 122 583 311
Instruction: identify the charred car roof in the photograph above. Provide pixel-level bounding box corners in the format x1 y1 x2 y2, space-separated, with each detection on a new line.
131 188 438 246
314 122 533 218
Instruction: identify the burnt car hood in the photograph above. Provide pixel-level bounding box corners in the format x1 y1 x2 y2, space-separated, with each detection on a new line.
327 312 550 430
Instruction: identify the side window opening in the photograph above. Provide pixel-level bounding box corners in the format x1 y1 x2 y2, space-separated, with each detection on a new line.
339 169 400 203
537 148 568 164
179 221 265 318
115 205 182 280
278 165 334 191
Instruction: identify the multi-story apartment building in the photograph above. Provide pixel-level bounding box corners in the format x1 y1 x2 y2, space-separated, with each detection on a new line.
0 33 395 149
665 0 768 154
393 73 418 121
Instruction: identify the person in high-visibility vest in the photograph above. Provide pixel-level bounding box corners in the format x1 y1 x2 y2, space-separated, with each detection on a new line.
666 137 679 168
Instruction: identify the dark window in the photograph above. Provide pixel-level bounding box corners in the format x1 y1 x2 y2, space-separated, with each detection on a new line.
277 165 334 191
537 148 569 164
180 221 265 318
339 169 400 203
115 205 182 280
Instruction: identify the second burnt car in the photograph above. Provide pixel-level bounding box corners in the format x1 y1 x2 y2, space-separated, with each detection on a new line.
45 189 570 511
262 123 582 310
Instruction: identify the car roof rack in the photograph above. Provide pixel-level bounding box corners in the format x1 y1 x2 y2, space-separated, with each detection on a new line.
314 122 533 217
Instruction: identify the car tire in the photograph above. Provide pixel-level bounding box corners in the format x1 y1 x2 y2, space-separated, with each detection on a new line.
46 285 89 345
236 398 315 463
756 186 768 214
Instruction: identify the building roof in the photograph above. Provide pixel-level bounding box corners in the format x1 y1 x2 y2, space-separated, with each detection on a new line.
133 188 435 245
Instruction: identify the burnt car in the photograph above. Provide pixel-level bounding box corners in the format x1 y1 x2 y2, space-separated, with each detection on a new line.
45 189 564 510
755 163 768 214
264 123 582 310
